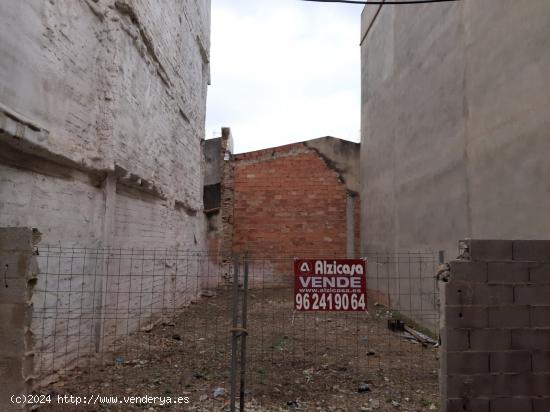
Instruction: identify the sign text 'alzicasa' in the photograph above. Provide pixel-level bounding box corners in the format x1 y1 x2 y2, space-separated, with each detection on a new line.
293 259 367 312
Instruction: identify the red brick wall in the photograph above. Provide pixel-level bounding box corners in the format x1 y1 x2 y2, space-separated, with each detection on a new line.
233 145 357 260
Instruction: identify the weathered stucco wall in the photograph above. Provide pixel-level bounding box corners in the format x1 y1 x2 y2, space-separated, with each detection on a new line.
360 0 550 258
0 0 211 386
304 137 361 195
0 0 211 246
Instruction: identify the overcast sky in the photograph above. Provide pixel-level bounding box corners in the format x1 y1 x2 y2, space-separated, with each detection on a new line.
205 0 363 153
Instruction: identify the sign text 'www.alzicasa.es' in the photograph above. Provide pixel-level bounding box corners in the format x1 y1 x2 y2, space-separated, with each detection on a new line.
294 259 367 311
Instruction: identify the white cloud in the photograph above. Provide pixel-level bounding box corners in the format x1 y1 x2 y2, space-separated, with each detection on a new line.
205 0 363 153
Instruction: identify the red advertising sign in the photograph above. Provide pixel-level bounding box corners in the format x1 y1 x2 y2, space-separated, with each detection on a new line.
294 259 367 311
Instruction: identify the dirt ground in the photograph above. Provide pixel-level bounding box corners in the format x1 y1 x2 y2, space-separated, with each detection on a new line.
37 287 439 412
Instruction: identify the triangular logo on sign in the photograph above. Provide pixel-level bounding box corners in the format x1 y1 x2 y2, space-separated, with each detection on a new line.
300 262 310 272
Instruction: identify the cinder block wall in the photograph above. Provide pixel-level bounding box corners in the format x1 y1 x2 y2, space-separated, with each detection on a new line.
441 239 550 412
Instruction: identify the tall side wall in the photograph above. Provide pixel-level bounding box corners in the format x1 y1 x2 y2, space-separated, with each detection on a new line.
360 0 550 258
0 0 211 248
0 0 211 385
440 239 550 412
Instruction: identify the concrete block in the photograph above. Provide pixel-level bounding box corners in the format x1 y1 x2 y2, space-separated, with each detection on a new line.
532 352 550 373
446 307 488 329
533 397 550 412
467 239 514 262
470 329 511 351
450 260 488 283
0 357 23 384
531 306 550 328
514 240 550 262
0 333 26 358
493 373 541 397
531 373 550 397
488 262 529 284
0 382 28 411
488 306 530 328
486 285 516 306
0 228 32 252
490 351 532 373
448 352 489 374
0 260 32 305
512 329 550 350
0 304 28 335
444 328 470 351
529 263 550 283
445 283 513 306
446 398 489 412
490 398 532 412
447 374 494 398
515 285 550 305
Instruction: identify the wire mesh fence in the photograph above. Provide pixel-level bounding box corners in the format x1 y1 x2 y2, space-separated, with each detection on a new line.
233 253 440 411
32 246 231 411
30 247 440 411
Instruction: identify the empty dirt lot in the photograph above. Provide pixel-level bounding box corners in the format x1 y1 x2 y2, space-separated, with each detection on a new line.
37 287 439 411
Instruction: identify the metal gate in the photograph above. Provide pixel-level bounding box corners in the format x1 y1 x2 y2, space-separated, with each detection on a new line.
226 253 440 412
30 247 440 411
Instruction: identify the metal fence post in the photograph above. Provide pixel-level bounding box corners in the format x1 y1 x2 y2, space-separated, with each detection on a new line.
230 254 240 412
239 254 250 412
